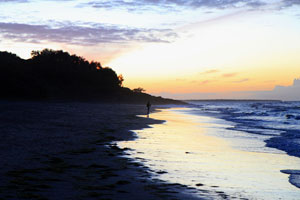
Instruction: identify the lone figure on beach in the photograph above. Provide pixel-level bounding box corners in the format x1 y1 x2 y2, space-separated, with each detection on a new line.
146 101 151 118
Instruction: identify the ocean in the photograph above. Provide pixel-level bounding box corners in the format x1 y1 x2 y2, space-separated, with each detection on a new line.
118 100 300 199
189 100 300 157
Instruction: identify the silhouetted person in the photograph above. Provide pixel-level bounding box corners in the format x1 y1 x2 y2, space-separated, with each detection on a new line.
146 101 151 117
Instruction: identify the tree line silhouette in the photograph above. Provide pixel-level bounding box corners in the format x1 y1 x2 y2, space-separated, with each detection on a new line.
0 49 182 104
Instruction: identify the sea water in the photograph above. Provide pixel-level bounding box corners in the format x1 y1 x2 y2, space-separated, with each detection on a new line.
118 101 300 199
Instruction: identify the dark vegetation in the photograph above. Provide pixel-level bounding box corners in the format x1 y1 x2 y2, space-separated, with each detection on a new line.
133 87 146 93
0 49 183 104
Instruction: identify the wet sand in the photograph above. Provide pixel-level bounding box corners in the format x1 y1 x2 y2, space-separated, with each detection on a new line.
118 108 300 200
0 101 198 200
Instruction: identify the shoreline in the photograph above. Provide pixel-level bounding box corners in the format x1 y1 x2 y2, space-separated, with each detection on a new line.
184 100 300 190
119 107 300 200
3 101 298 199
0 101 199 200
185 100 300 159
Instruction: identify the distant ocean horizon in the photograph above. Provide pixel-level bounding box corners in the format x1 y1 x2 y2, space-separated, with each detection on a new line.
154 78 300 101
184 99 284 101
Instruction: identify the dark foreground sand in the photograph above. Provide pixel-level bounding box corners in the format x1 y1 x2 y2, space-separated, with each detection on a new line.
0 101 200 200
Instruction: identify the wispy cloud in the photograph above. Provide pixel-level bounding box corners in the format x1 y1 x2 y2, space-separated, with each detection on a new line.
0 22 177 45
232 78 249 83
199 80 214 85
283 0 300 7
175 78 186 81
1 0 299 11
0 0 29 2
82 0 268 10
200 69 220 74
222 73 238 78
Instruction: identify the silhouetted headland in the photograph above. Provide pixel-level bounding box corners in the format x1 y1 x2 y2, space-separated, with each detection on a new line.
0 49 184 105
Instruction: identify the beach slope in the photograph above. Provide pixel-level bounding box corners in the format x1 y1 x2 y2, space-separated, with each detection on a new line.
0 101 198 200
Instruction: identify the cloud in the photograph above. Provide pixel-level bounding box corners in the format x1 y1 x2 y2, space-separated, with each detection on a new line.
232 78 249 83
251 78 300 100
222 73 237 78
175 78 186 81
0 0 266 8
1 0 299 12
0 22 177 45
283 0 300 7
200 69 220 74
80 0 268 12
186 0 267 9
0 0 28 2
200 80 212 85
154 78 300 101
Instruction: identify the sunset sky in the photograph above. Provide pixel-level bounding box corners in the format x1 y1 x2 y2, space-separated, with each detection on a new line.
1 0 300 99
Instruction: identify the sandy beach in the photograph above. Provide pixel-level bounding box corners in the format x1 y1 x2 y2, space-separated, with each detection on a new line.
2 101 300 200
0 101 197 200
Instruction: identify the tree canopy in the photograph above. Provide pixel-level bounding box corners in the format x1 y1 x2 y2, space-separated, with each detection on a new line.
0 49 183 104
0 49 122 99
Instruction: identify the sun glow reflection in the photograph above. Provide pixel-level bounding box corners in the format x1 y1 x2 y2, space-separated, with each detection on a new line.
118 108 300 199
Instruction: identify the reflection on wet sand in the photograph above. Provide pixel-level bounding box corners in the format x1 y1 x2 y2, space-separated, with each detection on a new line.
119 108 300 200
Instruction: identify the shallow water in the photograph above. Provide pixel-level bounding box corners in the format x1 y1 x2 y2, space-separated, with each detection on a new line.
118 108 300 200
187 101 300 159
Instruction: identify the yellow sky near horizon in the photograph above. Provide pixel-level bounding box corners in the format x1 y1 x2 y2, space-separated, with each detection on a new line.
108 10 300 94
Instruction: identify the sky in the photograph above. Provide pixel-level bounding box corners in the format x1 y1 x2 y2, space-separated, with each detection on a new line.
1 0 300 100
